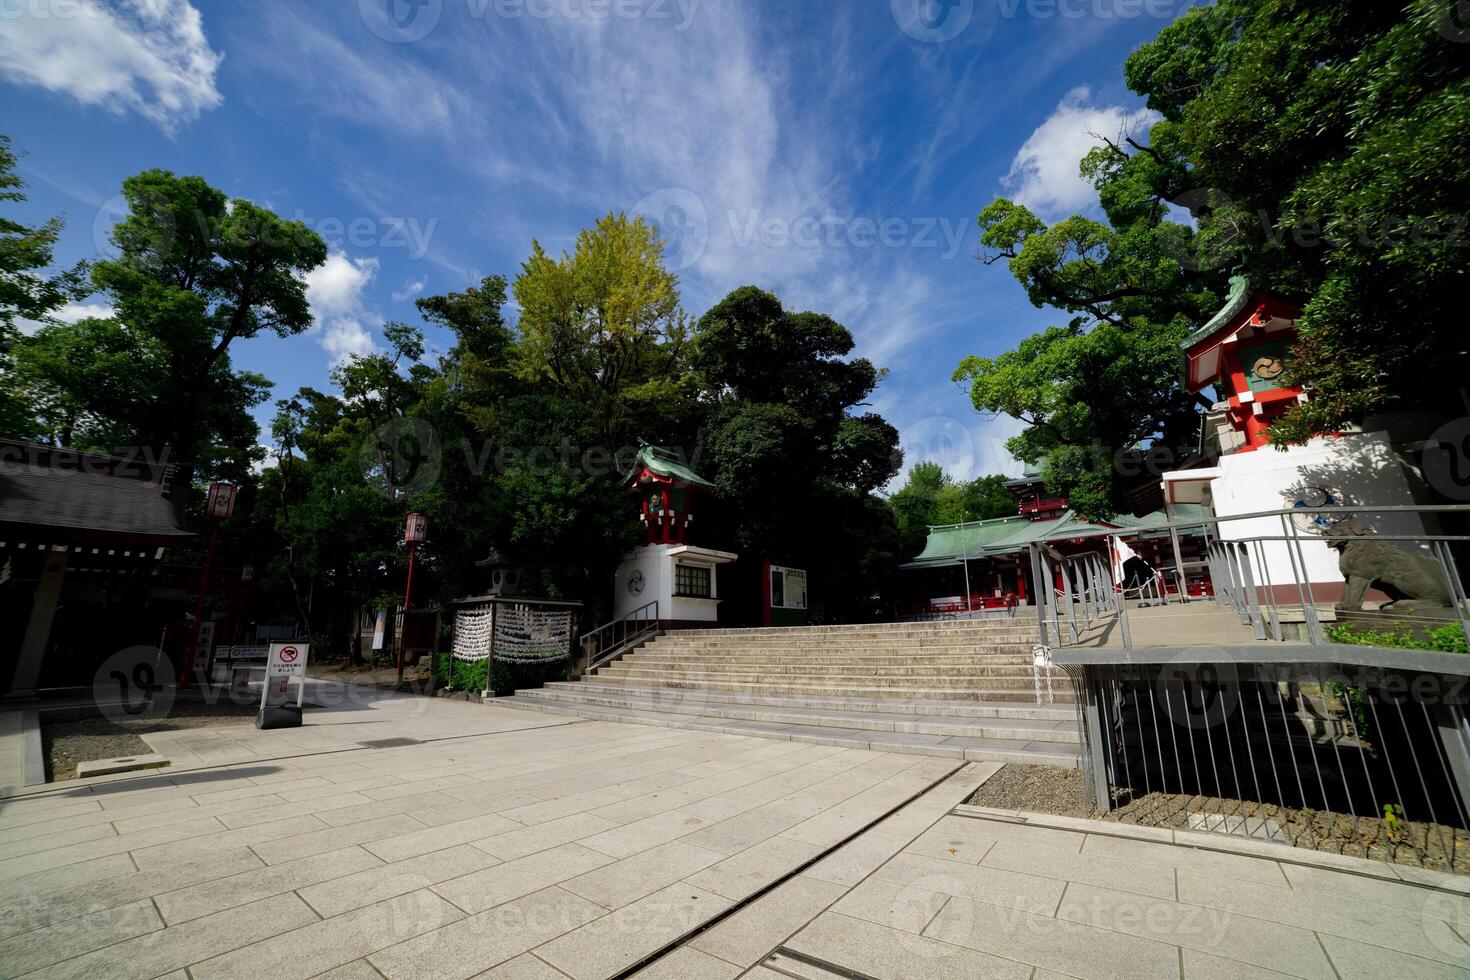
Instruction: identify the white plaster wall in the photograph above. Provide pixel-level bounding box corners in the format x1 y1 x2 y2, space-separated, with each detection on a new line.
613 545 723 623
1211 431 1427 589
613 545 667 622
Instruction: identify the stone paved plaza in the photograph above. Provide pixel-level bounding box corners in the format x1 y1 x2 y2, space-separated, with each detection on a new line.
2 690 1469 979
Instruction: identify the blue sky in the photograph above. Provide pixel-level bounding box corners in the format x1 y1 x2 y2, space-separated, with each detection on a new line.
1 0 1180 484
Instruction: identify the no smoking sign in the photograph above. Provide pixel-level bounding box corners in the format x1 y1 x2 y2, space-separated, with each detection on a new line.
267 642 309 677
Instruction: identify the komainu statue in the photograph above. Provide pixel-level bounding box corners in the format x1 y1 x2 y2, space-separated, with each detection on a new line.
1324 519 1453 610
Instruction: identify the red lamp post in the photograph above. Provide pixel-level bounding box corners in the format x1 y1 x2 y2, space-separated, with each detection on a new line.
181 482 236 686
399 512 427 683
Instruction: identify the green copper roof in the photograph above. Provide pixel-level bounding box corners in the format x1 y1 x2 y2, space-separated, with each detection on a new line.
1181 275 1251 351
901 504 1215 569
625 443 714 489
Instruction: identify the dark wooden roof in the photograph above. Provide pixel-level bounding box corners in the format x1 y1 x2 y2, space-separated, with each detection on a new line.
0 441 192 543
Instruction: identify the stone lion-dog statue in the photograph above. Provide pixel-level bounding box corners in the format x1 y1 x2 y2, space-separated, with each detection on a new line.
1323 518 1453 611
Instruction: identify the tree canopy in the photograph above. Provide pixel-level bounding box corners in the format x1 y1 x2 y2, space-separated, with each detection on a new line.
957 0 1469 514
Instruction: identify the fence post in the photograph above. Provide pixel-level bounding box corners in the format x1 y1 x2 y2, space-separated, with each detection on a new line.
1082 671 1112 812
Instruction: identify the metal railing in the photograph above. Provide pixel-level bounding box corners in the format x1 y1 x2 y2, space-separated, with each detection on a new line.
1033 503 1470 653
1063 652 1470 872
1042 502 1470 872
581 600 660 672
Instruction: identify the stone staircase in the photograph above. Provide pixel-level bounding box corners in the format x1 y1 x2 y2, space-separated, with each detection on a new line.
498 620 1081 767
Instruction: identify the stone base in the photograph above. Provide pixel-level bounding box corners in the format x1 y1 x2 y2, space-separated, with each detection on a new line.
76 754 170 778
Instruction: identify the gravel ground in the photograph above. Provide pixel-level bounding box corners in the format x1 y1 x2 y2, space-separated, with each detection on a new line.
967 763 1470 874
966 764 1090 815
42 701 261 782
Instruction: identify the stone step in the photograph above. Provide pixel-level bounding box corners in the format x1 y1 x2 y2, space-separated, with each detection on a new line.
582 674 1076 703
651 634 1040 647
543 682 1077 722
494 691 1080 767
597 667 1071 691
520 685 1080 744
615 660 1059 678
683 622 1035 637
626 655 1040 669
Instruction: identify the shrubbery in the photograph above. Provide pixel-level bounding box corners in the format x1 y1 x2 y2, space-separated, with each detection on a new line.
1326 622 1468 654
431 652 570 695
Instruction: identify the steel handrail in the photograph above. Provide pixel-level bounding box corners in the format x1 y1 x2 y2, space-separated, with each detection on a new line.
582 600 660 672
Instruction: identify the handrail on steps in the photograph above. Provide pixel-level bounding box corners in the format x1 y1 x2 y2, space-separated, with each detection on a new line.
581 600 660 672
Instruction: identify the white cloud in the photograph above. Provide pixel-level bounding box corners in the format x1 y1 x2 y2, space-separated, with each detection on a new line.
15 301 116 335
54 301 116 323
0 0 223 133
392 277 427 303
1003 86 1159 219
304 252 380 363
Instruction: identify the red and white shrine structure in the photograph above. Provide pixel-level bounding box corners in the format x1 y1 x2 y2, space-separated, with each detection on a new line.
613 445 737 628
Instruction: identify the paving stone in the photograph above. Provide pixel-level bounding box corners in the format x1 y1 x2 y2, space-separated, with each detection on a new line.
802 830 914 887
561 840 727 909
579 809 720 859
870 851 1066 916
130 814 328 870
300 844 498 917
248 812 425 865
784 910 1031 979
630 946 741 979
369 886 604 980
925 896 1179 979
981 838 1177 900
312 960 390 980
1318 933 1470 980
156 845 382 923
191 889 463 980
22 892 321 980
0 896 162 974
685 836 823 901
469 953 569 979
1057 881 1334 980
473 812 620 862
829 877 951 934
0 820 116 857
536 882 734 979
904 825 997 866
691 874 846 968
365 811 523 863
434 842 614 914
1081 832 1288 886
1175 868 1470 968
1182 947 1299 979
1280 860 1470 919
407 791 545 827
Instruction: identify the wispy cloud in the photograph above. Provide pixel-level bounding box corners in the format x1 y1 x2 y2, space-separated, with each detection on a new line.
1003 85 1158 219
0 0 222 133
304 252 380 363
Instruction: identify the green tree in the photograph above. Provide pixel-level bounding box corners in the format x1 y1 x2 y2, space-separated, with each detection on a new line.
1122 0 1470 442
694 286 903 620
0 134 86 437
16 169 327 479
513 212 693 446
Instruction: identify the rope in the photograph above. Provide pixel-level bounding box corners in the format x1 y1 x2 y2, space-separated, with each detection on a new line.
493 604 572 664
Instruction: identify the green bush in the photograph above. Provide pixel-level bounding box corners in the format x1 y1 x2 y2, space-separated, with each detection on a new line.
1326 622 1468 654
432 652 569 695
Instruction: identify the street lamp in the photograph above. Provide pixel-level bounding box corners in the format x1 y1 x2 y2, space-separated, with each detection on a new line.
181 482 236 685
399 513 427 684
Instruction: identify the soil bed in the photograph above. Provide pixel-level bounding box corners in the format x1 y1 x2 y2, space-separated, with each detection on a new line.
42 701 260 782
968 763 1470 875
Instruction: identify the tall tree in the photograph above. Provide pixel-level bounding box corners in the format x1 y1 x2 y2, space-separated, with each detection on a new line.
16 169 327 478
0 134 85 437
513 212 694 447
694 286 903 620
1122 0 1470 441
